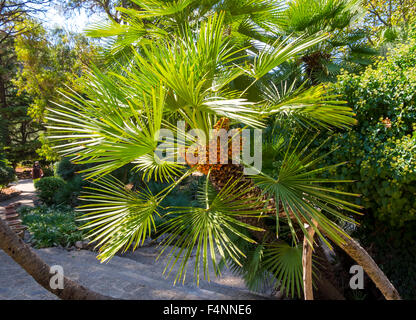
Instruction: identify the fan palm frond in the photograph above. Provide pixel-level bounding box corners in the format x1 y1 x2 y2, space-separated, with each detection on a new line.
77 176 160 262
123 0 194 19
263 242 304 298
46 74 165 179
157 174 266 285
250 33 329 79
251 135 362 247
261 81 356 129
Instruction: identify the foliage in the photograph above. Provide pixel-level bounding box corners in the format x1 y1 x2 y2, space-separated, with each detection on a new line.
41 165 54 177
55 157 78 181
60 0 131 22
328 38 416 227
0 36 42 165
13 21 96 122
324 38 416 298
54 175 88 206
34 176 66 205
158 176 266 285
19 205 85 248
363 0 416 32
0 158 16 188
11 20 98 161
46 2 360 293
274 0 377 84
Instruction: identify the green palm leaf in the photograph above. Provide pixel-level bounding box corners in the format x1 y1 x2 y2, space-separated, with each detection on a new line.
263 242 304 298
77 176 160 262
261 81 357 129
158 174 266 285
251 33 329 79
46 76 165 179
122 0 194 19
251 135 362 247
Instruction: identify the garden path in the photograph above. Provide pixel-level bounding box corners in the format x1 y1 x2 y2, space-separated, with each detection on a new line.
0 180 279 300
0 246 278 300
0 179 37 213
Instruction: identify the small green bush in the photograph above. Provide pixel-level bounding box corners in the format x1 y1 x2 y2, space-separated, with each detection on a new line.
19 205 85 248
34 177 66 205
54 175 86 206
54 157 77 181
42 166 54 177
0 160 16 188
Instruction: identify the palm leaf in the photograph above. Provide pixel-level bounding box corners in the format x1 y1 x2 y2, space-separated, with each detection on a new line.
251 135 362 247
157 174 266 285
251 33 329 79
46 75 166 179
77 176 160 262
261 81 357 129
263 242 304 298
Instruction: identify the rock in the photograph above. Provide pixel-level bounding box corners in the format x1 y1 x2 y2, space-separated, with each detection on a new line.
154 233 170 244
141 238 154 247
23 230 32 243
75 241 83 249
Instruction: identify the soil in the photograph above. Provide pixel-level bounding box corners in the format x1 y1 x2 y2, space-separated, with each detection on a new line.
0 187 22 202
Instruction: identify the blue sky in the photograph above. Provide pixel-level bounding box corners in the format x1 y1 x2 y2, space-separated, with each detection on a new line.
35 4 105 33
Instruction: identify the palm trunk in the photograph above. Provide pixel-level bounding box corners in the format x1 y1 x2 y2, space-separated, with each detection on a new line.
320 227 401 300
302 221 317 300
0 218 113 300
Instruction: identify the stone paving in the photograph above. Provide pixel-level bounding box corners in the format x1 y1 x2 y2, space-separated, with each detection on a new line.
0 247 276 300
0 180 278 300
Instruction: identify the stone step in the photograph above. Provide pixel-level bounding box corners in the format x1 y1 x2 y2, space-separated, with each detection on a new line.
96 245 273 298
35 247 275 300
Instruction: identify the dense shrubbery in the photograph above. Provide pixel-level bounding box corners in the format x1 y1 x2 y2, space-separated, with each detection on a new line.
42 165 54 177
0 165 16 188
326 38 416 298
33 158 91 206
0 158 16 188
54 175 86 206
54 157 77 180
19 205 85 248
34 176 66 205
329 39 416 227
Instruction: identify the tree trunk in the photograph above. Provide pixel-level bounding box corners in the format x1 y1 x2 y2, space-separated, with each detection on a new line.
320 227 401 300
0 218 113 300
302 221 317 300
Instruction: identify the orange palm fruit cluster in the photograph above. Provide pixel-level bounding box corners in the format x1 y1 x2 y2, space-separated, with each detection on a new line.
184 118 243 175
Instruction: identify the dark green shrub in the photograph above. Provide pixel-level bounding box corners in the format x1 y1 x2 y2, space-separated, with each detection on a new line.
42 166 54 177
34 177 66 205
0 160 16 188
325 38 416 298
328 38 416 227
19 205 85 248
54 157 77 181
54 175 86 206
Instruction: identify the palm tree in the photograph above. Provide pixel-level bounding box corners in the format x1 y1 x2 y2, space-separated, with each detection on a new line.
45 0 400 300
272 0 377 84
